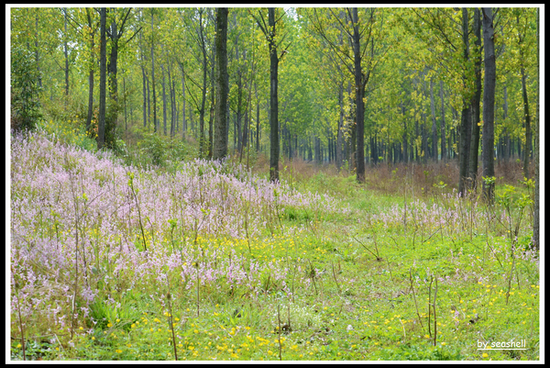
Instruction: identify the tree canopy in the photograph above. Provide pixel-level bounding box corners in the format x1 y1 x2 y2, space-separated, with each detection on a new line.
9 6 540 187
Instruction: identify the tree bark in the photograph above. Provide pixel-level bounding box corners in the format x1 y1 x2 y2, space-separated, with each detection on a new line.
458 8 472 196
179 62 187 140
352 8 366 183
161 64 168 135
97 8 107 150
268 8 280 182
533 8 539 250
336 80 344 170
520 67 532 179
439 80 446 161
469 8 483 188
429 77 438 161
151 10 157 133
481 7 496 202
63 8 70 98
85 9 95 137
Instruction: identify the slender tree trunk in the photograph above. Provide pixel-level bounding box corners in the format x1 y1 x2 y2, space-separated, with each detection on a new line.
179 62 187 140
169 62 176 138
533 8 539 250
429 78 438 161
108 17 118 102
469 8 482 188
208 15 217 160
255 82 260 152
97 8 107 149
151 10 157 133
521 67 532 179
458 8 472 196
401 103 408 163
268 8 280 182
168 64 178 138
439 80 446 161
502 85 510 160
63 8 70 98
352 8 366 183
141 66 147 127
336 80 344 170
85 9 95 137
34 13 42 88
481 7 496 202
161 64 167 135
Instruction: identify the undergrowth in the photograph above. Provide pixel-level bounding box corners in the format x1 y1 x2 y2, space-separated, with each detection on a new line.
9 128 540 362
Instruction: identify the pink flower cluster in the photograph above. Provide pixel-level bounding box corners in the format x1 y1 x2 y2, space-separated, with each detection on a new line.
10 130 347 330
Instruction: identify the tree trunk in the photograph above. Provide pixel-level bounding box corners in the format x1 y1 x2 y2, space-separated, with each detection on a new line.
85 9 95 136
429 78 438 161
268 8 280 182
439 80 446 161
168 61 176 137
34 13 42 88
336 80 344 170
481 7 496 202
161 64 167 135
352 8 366 183
469 8 482 188
141 65 147 127
521 67 532 179
179 62 187 140
401 103 408 164
97 8 107 149
108 17 119 102
63 8 70 98
151 10 157 133
255 82 260 152
198 11 208 157
458 8 472 196
533 8 539 250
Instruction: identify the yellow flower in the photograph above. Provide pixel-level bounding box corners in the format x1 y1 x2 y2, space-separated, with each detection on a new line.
482 353 489 358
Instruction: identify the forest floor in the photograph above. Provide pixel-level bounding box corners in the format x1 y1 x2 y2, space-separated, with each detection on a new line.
9 128 540 362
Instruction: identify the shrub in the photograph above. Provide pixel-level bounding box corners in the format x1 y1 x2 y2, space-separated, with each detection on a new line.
10 45 42 131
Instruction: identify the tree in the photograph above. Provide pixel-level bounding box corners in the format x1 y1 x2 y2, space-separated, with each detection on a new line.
306 8 386 182
213 8 229 160
97 7 107 149
481 7 496 202
150 9 158 133
85 8 97 137
251 8 291 182
468 9 483 187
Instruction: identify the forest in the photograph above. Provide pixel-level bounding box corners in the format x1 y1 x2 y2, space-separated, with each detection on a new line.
9 6 541 362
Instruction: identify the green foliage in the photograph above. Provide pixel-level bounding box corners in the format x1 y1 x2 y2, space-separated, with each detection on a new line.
36 118 97 152
10 45 43 131
126 129 197 168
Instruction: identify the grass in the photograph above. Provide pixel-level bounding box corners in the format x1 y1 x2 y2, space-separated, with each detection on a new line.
9 125 540 362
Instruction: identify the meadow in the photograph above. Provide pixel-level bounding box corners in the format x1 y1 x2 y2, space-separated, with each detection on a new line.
9 123 540 362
